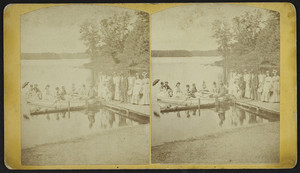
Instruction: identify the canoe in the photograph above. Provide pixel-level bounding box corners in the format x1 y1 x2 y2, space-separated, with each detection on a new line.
27 99 87 108
157 97 215 106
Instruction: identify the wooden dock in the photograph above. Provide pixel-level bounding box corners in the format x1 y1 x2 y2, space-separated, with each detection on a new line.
235 99 280 116
30 99 150 123
98 100 150 117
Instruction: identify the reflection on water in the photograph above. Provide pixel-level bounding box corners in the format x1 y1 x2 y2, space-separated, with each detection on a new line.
151 104 279 146
22 107 141 149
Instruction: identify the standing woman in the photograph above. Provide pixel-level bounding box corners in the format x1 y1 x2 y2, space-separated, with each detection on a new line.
244 70 251 99
257 70 266 101
131 73 142 105
140 72 150 105
270 69 280 103
261 71 272 102
127 72 135 103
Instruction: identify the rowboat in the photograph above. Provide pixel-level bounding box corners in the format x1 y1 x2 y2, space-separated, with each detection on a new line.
27 97 99 115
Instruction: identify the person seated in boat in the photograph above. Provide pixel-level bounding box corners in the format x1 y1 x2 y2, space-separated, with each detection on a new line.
164 81 172 92
26 84 34 99
55 87 61 101
173 82 183 98
191 83 198 96
217 82 227 98
80 84 88 96
157 82 167 98
33 84 43 100
60 86 67 100
44 84 52 101
71 83 77 95
211 82 218 95
164 81 173 97
185 84 195 98
201 81 207 90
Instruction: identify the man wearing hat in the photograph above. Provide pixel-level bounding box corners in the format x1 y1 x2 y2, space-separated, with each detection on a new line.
250 69 258 100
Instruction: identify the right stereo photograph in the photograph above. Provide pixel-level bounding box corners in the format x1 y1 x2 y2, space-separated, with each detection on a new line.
151 4 280 164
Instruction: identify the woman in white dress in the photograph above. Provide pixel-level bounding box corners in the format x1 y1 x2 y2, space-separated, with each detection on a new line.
44 84 52 101
127 73 135 103
131 73 142 104
113 73 121 101
140 72 150 105
174 82 183 98
244 70 251 98
257 70 266 101
261 71 272 102
270 69 280 103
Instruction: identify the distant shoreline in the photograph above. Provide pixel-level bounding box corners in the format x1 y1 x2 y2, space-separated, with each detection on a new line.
21 52 90 60
151 50 220 57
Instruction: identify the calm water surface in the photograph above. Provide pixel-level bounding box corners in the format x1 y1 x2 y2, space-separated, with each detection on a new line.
151 57 279 146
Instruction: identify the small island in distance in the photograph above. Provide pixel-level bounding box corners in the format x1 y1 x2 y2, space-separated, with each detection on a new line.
151 50 220 57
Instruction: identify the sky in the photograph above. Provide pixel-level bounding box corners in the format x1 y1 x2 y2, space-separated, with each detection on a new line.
151 4 271 51
21 5 136 53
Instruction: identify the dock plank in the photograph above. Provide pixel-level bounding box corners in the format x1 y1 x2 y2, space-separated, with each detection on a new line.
98 100 150 117
235 99 280 115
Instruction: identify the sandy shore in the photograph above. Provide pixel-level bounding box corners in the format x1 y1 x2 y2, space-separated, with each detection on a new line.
152 121 279 164
22 124 149 165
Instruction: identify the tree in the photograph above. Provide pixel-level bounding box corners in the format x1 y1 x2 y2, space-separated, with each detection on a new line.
255 11 280 65
120 11 149 66
79 20 102 61
231 10 263 55
99 12 131 64
212 20 233 82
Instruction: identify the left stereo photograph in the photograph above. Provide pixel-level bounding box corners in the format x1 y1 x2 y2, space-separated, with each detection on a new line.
20 5 150 165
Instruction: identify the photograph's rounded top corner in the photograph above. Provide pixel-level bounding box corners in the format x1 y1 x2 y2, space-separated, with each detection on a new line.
283 2 297 15
3 3 17 15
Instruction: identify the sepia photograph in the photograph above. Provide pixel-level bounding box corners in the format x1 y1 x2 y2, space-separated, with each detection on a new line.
20 5 150 165
151 4 280 164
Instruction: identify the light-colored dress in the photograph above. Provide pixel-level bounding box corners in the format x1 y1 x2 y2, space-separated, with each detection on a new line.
131 78 142 104
127 76 135 97
244 73 251 98
270 75 280 103
44 88 53 101
174 86 183 98
140 78 150 105
113 76 121 101
261 76 272 102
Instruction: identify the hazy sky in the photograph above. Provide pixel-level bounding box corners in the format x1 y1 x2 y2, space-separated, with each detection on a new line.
21 5 136 53
151 4 271 51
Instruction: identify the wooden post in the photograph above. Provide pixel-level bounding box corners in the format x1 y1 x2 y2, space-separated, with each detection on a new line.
198 98 201 116
68 101 70 118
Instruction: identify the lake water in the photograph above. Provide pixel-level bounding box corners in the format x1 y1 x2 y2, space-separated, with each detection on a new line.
21 59 142 149
151 57 279 146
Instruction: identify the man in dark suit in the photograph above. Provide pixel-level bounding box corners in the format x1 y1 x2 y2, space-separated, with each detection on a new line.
250 70 259 100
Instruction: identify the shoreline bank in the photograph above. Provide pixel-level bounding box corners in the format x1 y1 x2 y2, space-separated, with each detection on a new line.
22 124 149 165
152 121 279 164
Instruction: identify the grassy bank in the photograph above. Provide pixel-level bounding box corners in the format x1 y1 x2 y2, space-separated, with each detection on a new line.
22 124 149 165
152 121 279 164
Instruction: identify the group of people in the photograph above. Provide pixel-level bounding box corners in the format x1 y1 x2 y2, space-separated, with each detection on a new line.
156 68 280 104
23 71 150 106
97 71 150 105
157 80 227 99
228 69 280 103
